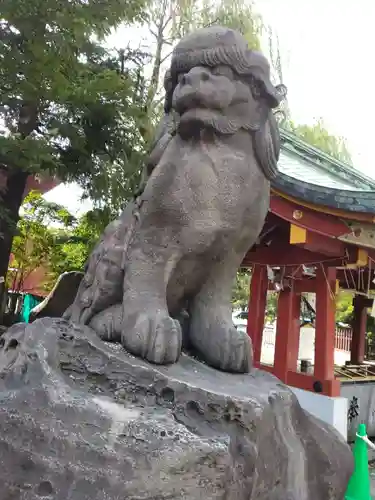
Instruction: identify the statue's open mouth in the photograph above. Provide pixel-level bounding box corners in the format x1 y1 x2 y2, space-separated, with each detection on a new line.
177 108 227 137
178 107 221 124
174 90 224 116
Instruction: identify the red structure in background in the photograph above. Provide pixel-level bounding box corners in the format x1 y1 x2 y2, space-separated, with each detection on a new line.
242 192 375 397
7 261 47 298
20 267 48 297
3 172 60 298
0 171 59 200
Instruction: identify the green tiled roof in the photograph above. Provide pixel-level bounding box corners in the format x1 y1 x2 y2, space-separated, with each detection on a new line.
273 129 375 214
279 129 375 191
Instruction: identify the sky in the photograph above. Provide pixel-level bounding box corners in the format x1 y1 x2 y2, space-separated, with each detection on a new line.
45 0 375 214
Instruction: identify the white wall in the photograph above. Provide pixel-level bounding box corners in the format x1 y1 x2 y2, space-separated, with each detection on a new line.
290 386 348 440
341 382 375 441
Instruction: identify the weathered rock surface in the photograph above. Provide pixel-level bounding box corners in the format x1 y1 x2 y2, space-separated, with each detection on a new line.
29 271 83 322
0 318 352 499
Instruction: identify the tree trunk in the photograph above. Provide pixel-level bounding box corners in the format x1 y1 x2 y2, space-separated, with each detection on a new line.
0 170 29 321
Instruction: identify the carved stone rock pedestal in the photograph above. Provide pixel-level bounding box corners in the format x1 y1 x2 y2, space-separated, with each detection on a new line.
0 318 352 499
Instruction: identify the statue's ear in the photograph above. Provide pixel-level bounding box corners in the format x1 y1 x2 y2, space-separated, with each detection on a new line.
245 50 285 109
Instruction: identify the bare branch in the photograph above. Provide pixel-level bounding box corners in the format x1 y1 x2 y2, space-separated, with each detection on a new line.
161 15 172 31
160 49 173 65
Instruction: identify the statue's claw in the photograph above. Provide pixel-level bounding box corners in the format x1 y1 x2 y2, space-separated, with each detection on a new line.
190 321 252 373
219 326 252 373
89 304 122 342
121 311 182 365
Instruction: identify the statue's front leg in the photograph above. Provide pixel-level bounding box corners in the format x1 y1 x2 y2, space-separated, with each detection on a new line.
92 236 183 365
121 240 183 364
188 255 252 373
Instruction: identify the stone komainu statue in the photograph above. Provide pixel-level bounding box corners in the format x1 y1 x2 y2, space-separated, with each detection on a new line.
65 26 284 373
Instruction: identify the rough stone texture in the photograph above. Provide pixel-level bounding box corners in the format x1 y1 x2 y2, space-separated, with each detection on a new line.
0 318 353 499
64 26 285 374
29 271 84 322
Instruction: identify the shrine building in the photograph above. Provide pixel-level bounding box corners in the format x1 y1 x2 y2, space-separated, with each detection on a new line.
242 128 375 439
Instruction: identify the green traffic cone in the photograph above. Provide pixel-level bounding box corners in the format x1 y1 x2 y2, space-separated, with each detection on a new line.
345 423 371 500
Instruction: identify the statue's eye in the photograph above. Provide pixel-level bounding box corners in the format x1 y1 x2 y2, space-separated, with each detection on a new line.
251 82 261 99
246 76 261 99
212 66 234 79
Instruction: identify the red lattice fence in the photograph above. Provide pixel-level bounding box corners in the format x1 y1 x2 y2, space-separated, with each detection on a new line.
334 326 352 352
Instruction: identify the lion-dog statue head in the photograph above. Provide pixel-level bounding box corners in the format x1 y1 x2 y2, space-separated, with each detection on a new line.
146 26 284 182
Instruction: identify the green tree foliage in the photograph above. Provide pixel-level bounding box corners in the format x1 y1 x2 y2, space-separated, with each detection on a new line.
8 191 74 295
265 25 353 165
231 269 277 322
285 118 353 165
8 193 113 294
0 0 149 301
232 270 250 311
47 207 112 285
175 0 263 48
140 0 262 129
335 291 354 325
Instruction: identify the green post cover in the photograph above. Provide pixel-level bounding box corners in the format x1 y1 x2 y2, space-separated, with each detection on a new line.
345 423 372 500
21 294 40 323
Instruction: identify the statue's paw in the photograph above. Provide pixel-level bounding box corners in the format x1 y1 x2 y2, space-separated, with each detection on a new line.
89 304 122 342
121 312 182 365
68 301 93 326
191 322 252 373
220 326 252 373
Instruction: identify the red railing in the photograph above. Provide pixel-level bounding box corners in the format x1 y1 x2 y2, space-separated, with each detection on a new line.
262 324 276 345
334 326 352 352
260 324 353 353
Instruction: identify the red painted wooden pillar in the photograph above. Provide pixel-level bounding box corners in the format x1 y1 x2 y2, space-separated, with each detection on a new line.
314 266 340 396
351 295 367 364
247 266 268 364
273 285 301 382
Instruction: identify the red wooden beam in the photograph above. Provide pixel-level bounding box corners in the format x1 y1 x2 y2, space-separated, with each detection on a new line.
286 371 341 397
247 266 268 364
243 244 344 267
243 238 371 268
268 277 316 293
296 231 346 257
270 195 351 238
294 279 316 293
314 267 336 382
351 296 368 364
273 288 301 381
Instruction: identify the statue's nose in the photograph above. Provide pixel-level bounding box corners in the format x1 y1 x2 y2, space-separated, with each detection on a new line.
181 67 211 86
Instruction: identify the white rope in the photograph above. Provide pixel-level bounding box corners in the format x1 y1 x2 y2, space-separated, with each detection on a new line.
356 432 375 450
